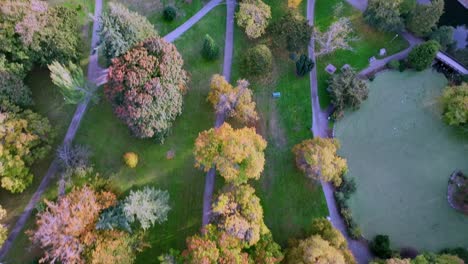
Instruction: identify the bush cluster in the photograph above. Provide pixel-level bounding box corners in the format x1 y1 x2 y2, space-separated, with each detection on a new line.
241 44 273 77
163 6 177 21
334 176 361 239
201 34 219 60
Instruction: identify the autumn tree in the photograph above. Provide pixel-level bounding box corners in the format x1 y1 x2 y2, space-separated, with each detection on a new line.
269 10 313 52
288 0 302 9
406 0 444 37
0 102 55 193
211 184 269 246
194 123 267 184
315 17 357 57
29 186 117 264
0 70 32 107
236 0 271 39
441 83 468 127
182 234 220 263
48 61 94 104
364 0 404 32
293 138 347 187
207 74 259 124
249 233 284 264
285 235 347 264
105 37 189 140
90 230 140 264
123 187 171 230
99 2 158 60
0 206 7 247
327 67 369 116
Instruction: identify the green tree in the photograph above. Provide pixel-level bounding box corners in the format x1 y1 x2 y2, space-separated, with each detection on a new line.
48 61 94 104
285 235 347 264
249 233 284 264
364 0 404 32
399 0 416 16
241 44 273 77
0 102 55 193
99 2 158 60
408 40 440 71
440 83 468 126
269 10 313 52
123 187 171 230
236 0 271 39
370 234 392 259
412 253 464 264
201 34 219 60
430 26 455 51
296 55 315 77
406 0 444 37
292 138 348 187
328 67 369 116
194 123 267 185
0 70 32 107
163 6 177 22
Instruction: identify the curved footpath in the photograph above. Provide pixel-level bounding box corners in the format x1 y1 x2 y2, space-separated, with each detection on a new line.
0 1 221 260
307 0 373 263
202 0 236 227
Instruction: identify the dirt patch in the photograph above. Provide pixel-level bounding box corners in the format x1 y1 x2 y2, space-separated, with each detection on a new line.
269 103 287 149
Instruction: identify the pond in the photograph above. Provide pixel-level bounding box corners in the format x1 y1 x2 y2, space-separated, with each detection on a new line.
439 0 468 27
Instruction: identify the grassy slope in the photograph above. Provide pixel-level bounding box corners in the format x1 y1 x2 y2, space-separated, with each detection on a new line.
74 6 226 262
231 0 328 246
315 0 409 108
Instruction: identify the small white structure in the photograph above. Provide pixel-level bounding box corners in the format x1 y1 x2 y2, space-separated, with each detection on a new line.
325 64 337 74
379 48 387 57
341 64 351 71
369 56 376 63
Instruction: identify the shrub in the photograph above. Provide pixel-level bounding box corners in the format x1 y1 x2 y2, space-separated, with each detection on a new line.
398 60 407 72
387 60 400 70
370 234 392 259
268 10 313 52
201 34 219 60
440 248 468 263
430 26 455 51
338 176 356 199
163 6 177 21
123 152 138 168
408 40 440 71
241 44 273 77
0 70 32 107
440 83 468 126
295 54 314 76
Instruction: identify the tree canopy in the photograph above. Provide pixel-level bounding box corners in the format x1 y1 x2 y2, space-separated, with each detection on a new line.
99 2 158 60
408 40 440 71
0 70 32 107
194 123 267 185
292 138 348 187
207 74 259 124
364 0 404 32
441 83 468 127
315 17 357 57
0 102 55 193
105 37 189 140
430 26 455 51
269 10 313 52
48 61 93 104
236 0 271 39
406 0 444 37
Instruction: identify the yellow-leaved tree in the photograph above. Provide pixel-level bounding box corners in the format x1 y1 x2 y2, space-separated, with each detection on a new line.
194 123 266 184
288 0 302 9
236 0 271 39
207 74 258 125
292 138 347 186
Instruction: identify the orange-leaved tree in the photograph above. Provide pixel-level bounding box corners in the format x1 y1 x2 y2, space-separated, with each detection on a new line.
207 74 258 125
194 123 266 184
292 138 347 186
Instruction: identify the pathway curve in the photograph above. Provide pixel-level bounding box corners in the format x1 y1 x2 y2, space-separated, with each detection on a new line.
307 0 372 263
164 0 223 43
0 0 106 260
202 0 235 227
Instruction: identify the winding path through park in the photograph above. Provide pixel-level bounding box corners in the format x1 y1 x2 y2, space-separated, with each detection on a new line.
0 0 222 260
307 0 372 263
202 0 236 227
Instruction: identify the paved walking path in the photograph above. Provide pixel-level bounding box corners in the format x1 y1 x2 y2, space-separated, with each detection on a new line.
0 0 105 260
164 0 223 43
202 0 236 227
307 0 372 263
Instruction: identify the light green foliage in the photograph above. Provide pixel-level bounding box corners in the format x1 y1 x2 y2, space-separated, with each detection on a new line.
441 83 468 126
123 187 171 230
412 253 463 264
0 206 7 247
408 40 440 71
399 0 416 16
236 0 271 39
285 235 346 264
48 61 93 104
99 2 158 59
406 0 444 37
364 0 404 32
0 102 55 193
241 44 273 77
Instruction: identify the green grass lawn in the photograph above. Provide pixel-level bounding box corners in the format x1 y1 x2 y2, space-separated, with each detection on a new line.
335 70 468 251
315 0 409 108
232 0 329 246
73 6 226 262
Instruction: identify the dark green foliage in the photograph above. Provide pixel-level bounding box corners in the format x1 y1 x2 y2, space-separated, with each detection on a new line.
452 48 468 67
364 0 404 32
0 71 32 107
335 176 359 239
387 60 400 70
399 60 407 72
399 0 416 16
201 34 219 60
406 0 444 37
268 10 313 52
440 248 468 263
163 6 177 22
408 40 440 71
328 67 369 116
96 203 132 233
370 234 392 259
241 44 273 77
338 176 356 199
430 26 456 51
295 55 314 77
